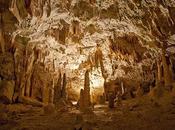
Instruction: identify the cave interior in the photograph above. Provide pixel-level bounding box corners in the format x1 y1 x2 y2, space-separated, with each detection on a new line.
0 0 175 130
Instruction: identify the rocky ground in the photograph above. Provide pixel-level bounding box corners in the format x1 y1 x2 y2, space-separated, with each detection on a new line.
1 91 175 130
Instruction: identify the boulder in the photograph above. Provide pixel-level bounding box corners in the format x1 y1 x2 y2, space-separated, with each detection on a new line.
0 80 15 104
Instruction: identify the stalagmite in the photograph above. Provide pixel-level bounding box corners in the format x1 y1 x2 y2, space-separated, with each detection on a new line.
121 81 125 94
162 48 172 87
61 73 67 99
79 89 84 111
157 60 162 81
99 93 105 104
78 70 91 111
0 14 5 54
20 74 26 97
54 72 62 104
108 92 115 108
25 49 35 97
49 78 54 104
83 70 91 108
136 84 144 97
42 85 49 104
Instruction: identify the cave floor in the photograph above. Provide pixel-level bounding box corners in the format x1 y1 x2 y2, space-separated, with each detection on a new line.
1 95 175 130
